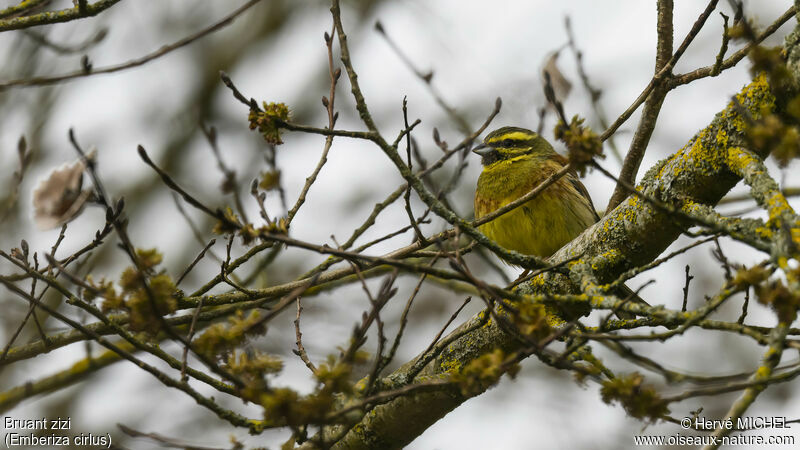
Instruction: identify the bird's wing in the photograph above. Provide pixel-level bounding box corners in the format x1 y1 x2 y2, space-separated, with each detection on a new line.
549 153 600 222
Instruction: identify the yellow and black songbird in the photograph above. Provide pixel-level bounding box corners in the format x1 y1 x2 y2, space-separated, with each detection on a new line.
473 126 647 315
473 126 598 258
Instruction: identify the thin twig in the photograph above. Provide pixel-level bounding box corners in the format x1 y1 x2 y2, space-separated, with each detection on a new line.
287 25 339 224
293 297 317 374
177 239 216 286
0 0 263 89
682 264 693 312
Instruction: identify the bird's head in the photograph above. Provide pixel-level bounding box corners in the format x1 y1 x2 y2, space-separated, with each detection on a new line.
472 126 555 166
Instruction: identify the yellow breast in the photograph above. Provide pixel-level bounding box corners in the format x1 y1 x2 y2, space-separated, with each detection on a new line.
474 156 596 259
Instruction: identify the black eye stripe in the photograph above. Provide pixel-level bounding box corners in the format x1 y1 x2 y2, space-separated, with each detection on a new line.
491 137 535 148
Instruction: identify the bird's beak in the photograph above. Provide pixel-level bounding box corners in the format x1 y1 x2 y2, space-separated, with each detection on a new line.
471 143 492 157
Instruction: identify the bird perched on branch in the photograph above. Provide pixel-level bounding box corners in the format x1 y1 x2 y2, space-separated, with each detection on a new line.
473 126 596 258
473 126 647 316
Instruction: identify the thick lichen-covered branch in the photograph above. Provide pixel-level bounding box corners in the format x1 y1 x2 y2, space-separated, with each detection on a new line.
726 147 800 254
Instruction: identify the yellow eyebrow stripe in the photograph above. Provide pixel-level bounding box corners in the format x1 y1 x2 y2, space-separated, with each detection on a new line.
487 131 536 143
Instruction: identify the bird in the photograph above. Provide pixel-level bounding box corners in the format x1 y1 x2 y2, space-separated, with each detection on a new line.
473 126 597 258
472 126 647 316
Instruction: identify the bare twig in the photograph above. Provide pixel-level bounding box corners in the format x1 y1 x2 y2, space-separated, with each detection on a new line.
293 297 317 374
177 239 216 286
0 0 263 89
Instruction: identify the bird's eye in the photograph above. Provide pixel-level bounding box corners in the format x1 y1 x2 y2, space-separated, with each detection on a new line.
502 139 514 147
